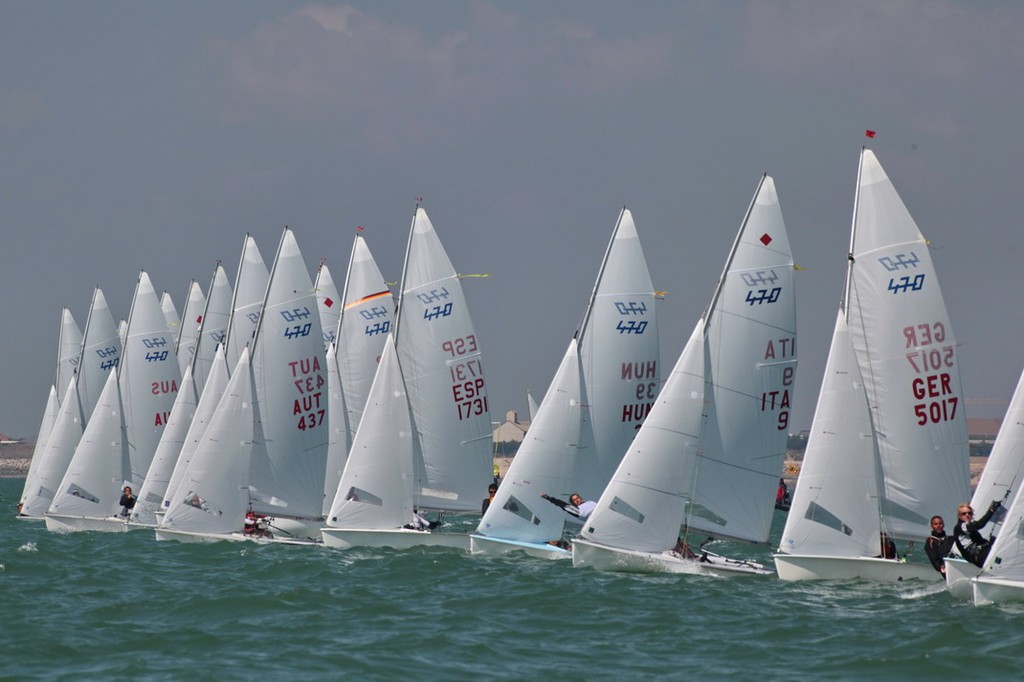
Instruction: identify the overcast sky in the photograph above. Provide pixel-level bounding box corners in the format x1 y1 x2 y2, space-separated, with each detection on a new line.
2 1 1022 439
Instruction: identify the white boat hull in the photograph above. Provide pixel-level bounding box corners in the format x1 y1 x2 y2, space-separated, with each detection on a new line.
572 538 772 576
262 517 324 544
773 553 940 582
154 527 320 545
321 527 470 551
45 514 130 533
469 534 570 559
943 556 980 600
973 576 1024 605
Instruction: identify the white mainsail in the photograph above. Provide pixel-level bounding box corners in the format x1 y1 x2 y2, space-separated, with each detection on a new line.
247 228 327 522
161 291 180 331
119 272 183 490
192 265 232 394
394 207 491 512
314 262 341 348
846 149 969 540
775 149 969 582
687 176 797 544
224 235 268 371
77 287 122 418
55 308 83 404
174 280 206 379
323 235 394 514
574 208 659 500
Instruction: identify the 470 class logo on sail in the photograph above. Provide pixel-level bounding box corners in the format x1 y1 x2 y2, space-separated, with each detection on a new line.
880 251 925 294
614 300 648 334
741 270 782 305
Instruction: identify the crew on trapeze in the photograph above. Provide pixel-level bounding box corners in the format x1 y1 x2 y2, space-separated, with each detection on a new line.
954 499 1003 568
539 492 597 520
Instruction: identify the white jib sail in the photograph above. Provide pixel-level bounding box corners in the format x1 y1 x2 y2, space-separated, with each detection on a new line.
49 370 128 517
22 380 87 517
580 321 704 552
326 334 415 530
162 347 231 514
476 339 585 544
161 348 258 536
778 311 881 557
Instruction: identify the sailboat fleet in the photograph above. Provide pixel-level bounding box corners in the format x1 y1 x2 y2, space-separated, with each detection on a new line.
15 150 1021 605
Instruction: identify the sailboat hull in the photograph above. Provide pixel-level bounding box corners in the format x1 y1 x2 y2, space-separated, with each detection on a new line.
572 538 772 576
972 576 1024 605
321 527 470 551
943 557 980 599
44 514 130 533
469 534 570 560
154 527 320 545
773 553 939 582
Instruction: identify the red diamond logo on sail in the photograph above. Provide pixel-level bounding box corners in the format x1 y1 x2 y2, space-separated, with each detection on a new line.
760 233 773 246
324 297 335 308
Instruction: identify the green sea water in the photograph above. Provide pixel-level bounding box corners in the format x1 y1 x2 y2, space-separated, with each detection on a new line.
1 477 1021 680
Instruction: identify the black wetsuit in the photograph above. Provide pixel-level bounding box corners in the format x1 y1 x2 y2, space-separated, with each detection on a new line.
954 502 1000 568
924 531 955 573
